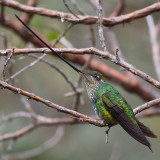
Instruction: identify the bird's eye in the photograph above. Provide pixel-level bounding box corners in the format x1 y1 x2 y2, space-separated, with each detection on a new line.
93 74 100 80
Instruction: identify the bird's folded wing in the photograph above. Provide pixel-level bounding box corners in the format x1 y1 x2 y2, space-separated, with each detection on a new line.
101 93 151 148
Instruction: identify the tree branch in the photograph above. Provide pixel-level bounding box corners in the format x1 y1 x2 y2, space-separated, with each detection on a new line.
0 0 160 27
1 47 160 89
0 80 106 128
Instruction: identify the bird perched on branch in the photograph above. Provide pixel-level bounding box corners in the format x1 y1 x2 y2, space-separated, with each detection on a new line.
15 15 157 151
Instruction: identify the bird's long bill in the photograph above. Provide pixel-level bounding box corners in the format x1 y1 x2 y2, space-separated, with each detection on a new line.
15 15 83 74
78 72 89 80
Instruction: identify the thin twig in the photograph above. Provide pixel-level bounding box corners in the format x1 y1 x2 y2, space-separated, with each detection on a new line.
0 33 8 82
0 124 36 142
110 0 125 17
52 23 74 47
97 0 107 52
1 112 33 121
28 54 77 92
2 48 14 81
136 108 160 118
62 0 79 18
105 28 125 60
134 97 160 115
71 0 86 15
6 53 46 82
146 15 160 80
20 96 37 120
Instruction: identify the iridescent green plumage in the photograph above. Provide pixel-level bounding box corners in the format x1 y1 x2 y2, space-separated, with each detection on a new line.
93 82 137 126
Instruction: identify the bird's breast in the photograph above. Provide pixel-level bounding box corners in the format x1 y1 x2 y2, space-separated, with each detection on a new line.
86 83 117 126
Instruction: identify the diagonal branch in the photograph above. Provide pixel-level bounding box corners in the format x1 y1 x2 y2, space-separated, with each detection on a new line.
0 80 106 127
0 124 35 142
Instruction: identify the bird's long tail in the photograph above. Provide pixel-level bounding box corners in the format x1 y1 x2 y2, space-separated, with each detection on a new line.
137 119 157 138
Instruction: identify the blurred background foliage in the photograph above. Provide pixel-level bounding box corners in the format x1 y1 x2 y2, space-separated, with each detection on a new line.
0 0 160 160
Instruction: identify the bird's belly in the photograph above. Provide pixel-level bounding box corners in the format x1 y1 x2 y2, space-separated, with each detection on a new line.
93 103 116 126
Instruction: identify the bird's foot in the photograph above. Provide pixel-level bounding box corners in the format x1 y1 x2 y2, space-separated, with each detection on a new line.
105 127 110 144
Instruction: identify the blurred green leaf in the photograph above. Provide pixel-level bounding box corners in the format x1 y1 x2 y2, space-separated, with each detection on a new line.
47 32 60 41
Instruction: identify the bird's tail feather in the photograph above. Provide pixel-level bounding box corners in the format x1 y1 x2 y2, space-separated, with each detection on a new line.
137 119 157 138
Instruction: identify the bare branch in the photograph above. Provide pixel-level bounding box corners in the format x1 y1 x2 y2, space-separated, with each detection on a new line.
3 126 65 160
0 80 106 127
1 112 33 121
20 96 37 120
134 97 160 115
2 48 14 81
1 0 160 27
52 23 74 47
97 0 107 51
146 15 160 80
0 124 35 142
136 108 160 118
1 47 160 88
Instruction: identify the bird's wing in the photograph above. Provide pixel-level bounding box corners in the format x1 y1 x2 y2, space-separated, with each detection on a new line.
101 92 151 150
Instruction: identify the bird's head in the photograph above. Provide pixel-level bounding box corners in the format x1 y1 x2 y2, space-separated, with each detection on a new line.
79 71 106 89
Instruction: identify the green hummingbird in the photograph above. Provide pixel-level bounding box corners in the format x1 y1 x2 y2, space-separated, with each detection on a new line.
16 15 157 151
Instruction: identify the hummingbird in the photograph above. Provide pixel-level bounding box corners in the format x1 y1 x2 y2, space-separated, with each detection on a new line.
15 15 157 151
